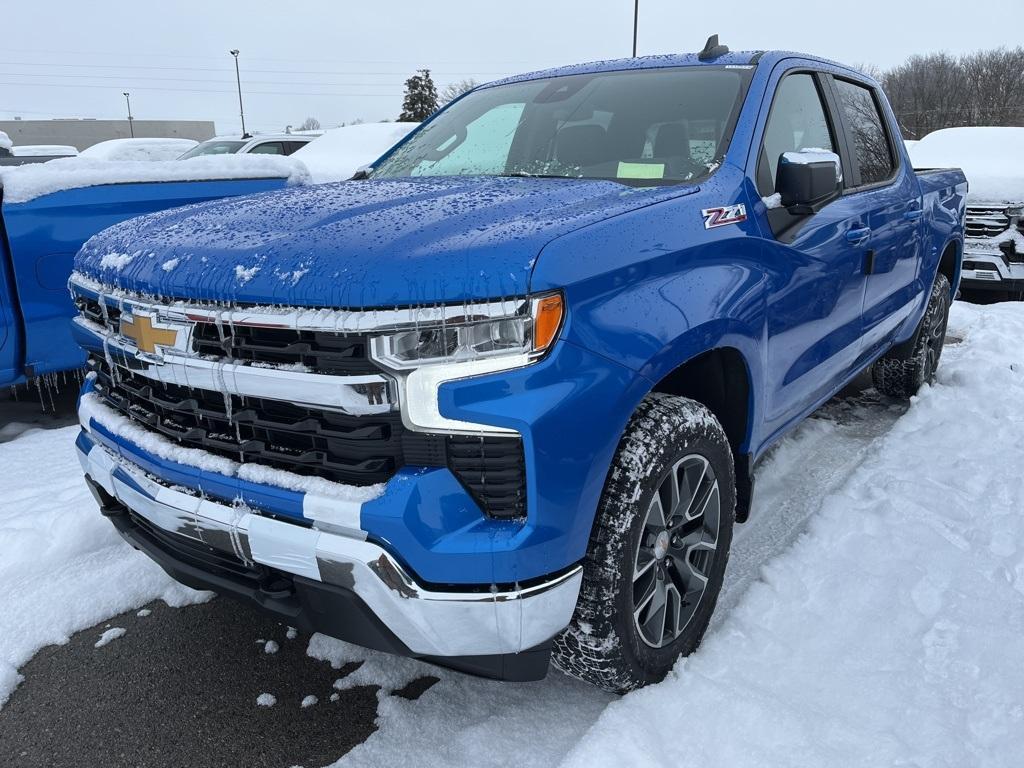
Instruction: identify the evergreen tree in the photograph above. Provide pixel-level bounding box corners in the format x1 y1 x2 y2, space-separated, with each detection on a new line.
399 69 439 122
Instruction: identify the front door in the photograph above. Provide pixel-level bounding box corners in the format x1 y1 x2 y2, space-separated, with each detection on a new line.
754 71 871 439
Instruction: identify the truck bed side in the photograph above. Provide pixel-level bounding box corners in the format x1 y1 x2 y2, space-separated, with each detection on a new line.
0 177 289 387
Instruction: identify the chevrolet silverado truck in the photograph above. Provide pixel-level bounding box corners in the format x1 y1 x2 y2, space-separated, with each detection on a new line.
911 127 1024 299
70 40 966 692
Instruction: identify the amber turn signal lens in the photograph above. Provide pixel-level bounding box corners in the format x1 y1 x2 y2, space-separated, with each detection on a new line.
532 294 564 353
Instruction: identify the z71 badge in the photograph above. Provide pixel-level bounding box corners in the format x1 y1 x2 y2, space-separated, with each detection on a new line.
701 204 747 229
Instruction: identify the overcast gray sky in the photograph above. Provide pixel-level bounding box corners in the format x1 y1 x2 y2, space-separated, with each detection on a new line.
3 0 1020 135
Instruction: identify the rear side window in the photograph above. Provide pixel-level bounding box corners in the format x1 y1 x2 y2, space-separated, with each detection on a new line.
249 142 286 155
833 79 895 186
758 73 835 195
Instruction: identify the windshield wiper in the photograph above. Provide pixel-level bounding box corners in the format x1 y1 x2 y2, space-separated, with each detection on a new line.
498 172 573 179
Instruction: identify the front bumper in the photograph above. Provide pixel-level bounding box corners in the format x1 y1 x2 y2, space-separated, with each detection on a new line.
78 431 581 675
961 248 1024 292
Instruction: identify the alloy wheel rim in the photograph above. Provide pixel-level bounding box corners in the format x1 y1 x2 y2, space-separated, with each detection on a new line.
632 454 721 648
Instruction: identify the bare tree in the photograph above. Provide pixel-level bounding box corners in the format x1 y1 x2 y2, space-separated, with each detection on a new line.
439 79 478 106
882 47 1024 139
298 116 321 131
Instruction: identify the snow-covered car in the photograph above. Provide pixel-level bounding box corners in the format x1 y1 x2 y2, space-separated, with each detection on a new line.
1 144 80 165
79 138 199 162
910 127 1024 298
178 133 316 160
291 122 419 183
10 145 79 158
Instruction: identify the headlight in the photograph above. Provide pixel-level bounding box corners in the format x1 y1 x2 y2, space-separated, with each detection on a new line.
369 293 564 435
370 293 564 371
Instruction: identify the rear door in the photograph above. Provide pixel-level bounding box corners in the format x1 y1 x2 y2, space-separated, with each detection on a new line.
828 76 923 355
755 69 872 439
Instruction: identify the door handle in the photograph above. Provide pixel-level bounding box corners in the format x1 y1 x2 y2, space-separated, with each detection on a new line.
846 227 871 244
903 209 924 221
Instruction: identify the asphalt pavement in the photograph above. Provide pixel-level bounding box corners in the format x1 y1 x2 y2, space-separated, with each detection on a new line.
0 596 437 768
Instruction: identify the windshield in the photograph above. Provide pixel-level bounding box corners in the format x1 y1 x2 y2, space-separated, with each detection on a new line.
372 66 752 185
178 140 246 159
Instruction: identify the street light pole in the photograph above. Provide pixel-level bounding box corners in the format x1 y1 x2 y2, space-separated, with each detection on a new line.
123 92 134 138
229 49 248 138
632 0 639 57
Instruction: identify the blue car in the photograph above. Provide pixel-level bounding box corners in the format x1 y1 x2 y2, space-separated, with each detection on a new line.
70 39 966 691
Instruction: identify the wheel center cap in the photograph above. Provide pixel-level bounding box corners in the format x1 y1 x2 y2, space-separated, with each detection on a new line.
654 530 670 560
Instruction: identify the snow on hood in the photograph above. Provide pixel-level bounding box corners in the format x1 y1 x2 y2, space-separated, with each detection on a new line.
0 131 11 151
292 122 418 184
74 175 696 307
0 154 310 204
910 127 1024 204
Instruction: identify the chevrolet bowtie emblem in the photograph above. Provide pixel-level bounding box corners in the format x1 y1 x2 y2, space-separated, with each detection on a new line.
121 314 178 354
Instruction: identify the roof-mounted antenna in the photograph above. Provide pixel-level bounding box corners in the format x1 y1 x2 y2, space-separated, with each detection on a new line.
698 34 730 61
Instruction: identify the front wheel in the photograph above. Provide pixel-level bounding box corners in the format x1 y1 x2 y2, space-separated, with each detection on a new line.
872 273 951 399
552 393 735 693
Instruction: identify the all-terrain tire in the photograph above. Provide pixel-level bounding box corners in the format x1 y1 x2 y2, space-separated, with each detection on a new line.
872 273 951 399
552 393 735 693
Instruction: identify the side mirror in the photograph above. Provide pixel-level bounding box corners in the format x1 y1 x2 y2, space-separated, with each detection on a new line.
776 150 842 214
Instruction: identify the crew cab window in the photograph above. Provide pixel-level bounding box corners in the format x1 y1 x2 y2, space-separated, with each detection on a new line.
249 142 286 155
372 66 753 187
758 73 835 195
833 79 895 186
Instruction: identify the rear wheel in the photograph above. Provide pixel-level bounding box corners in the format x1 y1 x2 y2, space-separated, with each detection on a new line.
552 393 735 693
872 273 951 399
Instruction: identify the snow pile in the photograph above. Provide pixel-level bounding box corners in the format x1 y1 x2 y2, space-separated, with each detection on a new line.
94 627 126 648
0 131 11 151
307 632 611 768
910 127 1024 204
0 425 211 709
256 693 277 707
291 122 418 184
79 138 198 162
0 154 310 204
559 301 1024 768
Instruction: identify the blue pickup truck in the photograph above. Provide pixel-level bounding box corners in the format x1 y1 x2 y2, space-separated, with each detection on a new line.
0 159 304 388
69 41 966 692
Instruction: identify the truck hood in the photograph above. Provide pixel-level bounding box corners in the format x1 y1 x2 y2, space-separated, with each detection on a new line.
74 176 696 307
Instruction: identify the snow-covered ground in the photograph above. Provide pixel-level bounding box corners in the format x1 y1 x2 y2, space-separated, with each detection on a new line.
0 425 211 708
1 301 1022 768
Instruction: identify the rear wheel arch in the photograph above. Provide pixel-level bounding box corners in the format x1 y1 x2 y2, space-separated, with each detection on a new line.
937 239 960 297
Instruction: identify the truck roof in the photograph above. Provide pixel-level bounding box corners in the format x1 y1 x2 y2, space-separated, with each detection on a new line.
487 49 869 89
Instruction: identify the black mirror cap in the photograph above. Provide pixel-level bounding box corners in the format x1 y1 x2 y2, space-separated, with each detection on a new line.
776 159 841 213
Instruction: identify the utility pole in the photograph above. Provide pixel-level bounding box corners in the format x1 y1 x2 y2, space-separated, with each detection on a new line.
123 92 134 138
632 0 639 57
229 49 248 137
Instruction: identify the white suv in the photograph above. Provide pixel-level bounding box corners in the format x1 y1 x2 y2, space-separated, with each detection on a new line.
178 133 318 159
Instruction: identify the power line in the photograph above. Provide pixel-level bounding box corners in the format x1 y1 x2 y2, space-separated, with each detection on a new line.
0 71 470 89
0 46 540 67
0 81 407 97
0 60 508 77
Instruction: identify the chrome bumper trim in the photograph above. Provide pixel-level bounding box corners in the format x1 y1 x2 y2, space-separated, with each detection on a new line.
69 272 530 333
73 316 395 415
80 443 581 657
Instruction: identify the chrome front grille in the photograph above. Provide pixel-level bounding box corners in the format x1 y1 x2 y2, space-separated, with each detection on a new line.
965 206 1011 238
73 281 529 518
89 356 422 486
